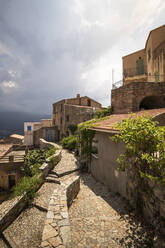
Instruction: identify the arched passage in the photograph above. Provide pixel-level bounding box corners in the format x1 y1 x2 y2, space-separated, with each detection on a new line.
139 95 165 110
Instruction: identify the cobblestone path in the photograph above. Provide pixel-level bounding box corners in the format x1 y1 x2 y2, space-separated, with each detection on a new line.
0 149 154 248
0 149 79 248
69 174 153 248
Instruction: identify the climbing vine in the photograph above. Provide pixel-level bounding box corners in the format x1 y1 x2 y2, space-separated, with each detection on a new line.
112 115 165 184
111 115 165 212
78 116 110 170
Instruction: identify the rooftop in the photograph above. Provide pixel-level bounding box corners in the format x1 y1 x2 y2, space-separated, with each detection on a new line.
92 108 165 132
10 134 24 140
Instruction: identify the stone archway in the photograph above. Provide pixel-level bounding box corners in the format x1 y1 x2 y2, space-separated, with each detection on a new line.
139 95 165 110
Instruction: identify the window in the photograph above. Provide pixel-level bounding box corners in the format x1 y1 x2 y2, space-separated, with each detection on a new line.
27 125 31 131
61 104 63 112
136 58 144 75
66 115 69 122
87 99 91 106
155 71 160 82
60 117 62 124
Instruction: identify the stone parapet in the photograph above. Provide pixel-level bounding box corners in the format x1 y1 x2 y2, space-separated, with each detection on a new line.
0 147 62 233
41 176 80 248
39 138 60 150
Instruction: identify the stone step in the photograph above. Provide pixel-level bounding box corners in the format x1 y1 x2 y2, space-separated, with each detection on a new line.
45 178 60 184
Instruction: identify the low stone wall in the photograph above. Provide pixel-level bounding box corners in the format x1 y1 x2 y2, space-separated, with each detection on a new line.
127 172 165 235
0 146 62 232
41 176 80 248
39 150 61 180
40 138 60 150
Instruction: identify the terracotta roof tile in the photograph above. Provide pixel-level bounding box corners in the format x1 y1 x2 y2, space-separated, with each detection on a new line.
10 134 24 140
0 144 13 158
92 108 165 132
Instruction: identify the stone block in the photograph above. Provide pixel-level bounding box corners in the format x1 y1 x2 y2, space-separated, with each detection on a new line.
43 230 58 240
47 211 54 219
58 218 70 227
48 236 62 247
60 226 71 245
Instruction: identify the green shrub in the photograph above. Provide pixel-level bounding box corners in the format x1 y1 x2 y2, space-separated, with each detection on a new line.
61 135 78 151
12 176 42 205
112 115 165 183
23 149 47 176
68 124 77 135
23 147 56 177
46 146 57 158
94 106 112 119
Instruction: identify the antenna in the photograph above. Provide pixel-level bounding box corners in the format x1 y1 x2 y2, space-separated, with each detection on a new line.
112 68 114 85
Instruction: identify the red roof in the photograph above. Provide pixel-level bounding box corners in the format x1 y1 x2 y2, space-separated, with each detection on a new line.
92 108 165 132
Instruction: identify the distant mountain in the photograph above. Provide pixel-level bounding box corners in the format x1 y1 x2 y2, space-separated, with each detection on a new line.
0 111 51 138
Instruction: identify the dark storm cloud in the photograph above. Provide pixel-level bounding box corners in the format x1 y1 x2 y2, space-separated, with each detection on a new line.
0 0 164 113
0 0 117 113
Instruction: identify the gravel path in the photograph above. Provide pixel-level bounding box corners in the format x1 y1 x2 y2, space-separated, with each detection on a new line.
0 149 79 248
69 173 154 248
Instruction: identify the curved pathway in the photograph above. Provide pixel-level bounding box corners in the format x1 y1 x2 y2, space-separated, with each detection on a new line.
69 173 153 248
0 150 79 248
0 149 154 247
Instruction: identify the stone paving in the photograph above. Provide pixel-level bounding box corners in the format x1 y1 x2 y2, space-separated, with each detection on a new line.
0 149 155 247
69 173 154 248
0 149 79 248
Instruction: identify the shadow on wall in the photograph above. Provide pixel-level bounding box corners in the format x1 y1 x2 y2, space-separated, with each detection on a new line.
139 95 165 110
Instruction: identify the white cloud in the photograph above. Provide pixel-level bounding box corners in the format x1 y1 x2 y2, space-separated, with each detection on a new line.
0 80 17 94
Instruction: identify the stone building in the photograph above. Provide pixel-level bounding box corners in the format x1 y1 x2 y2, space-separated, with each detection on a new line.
112 25 165 114
52 94 102 139
24 119 58 146
123 25 165 84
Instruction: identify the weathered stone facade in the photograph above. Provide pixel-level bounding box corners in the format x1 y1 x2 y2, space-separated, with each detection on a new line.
111 81 165 114
123 25 165 84
52 94 102 139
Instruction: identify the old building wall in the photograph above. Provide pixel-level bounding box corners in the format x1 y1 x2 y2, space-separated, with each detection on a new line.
90 129 165 234
0 163 22 190
123 49 147 84
41 119 52 127
24 122 41 146
52 96 102 139
111 81 165 114
63 104 97 137
91 131 126 198
66 95 102 108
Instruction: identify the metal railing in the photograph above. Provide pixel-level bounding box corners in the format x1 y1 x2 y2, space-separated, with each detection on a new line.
123 66 147 78
112 80 123 89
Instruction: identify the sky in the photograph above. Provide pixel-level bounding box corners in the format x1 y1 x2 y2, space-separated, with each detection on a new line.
0 0 165 114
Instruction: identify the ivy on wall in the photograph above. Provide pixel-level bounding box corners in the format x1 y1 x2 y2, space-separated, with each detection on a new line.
112 115 165 184
78 115 110 171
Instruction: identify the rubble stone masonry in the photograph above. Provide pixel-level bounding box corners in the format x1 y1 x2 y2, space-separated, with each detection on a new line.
111 81 165 114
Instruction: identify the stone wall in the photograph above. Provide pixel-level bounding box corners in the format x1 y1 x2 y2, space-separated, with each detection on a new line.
91 131 127 198
127 170 165 235
0 142 62 233
90 130 165 235
111 81 165 114
39 138 60 150
41 176 80 248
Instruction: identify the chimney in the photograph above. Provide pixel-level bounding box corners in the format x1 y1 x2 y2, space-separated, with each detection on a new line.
76 94 80 98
